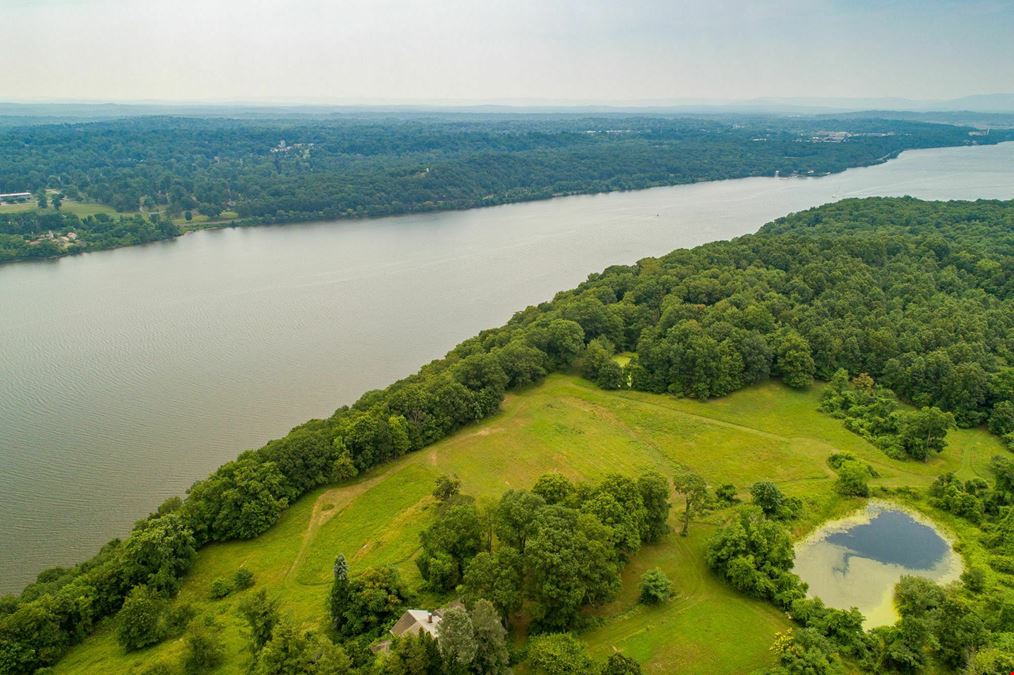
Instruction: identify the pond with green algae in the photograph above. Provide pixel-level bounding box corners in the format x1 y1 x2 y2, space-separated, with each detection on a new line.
793 503 962 627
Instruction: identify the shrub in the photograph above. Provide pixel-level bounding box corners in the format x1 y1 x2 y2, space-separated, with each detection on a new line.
432 474 462 502
989 556 1014 574
715 484 739 504
834 460 871 497
595 360 626 390
164 602 197 636
750 482 800 520
209 577 233 600
706 507 795 601
526 633 594 674
639 568 673 604
961 567 986 594
602 652 642 674
233 568 255 591
116 586 164 652
183 620 224 674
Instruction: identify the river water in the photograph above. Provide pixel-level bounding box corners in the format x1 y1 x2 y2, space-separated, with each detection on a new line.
1 142 1012 593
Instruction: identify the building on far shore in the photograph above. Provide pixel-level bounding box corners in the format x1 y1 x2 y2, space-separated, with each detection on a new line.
0 192 33 204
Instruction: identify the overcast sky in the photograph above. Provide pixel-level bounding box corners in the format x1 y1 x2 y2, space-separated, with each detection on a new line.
3 0 1013 104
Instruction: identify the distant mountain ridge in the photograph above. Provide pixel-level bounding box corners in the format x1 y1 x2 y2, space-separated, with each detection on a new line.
1 93 1014 122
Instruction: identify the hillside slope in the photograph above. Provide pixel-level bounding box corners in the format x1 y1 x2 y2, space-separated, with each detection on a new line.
54 375 1004 674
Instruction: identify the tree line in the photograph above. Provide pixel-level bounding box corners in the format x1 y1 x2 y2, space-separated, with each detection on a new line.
1 196 1011 672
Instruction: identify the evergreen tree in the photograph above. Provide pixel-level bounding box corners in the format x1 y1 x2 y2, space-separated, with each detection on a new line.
329 554 350 633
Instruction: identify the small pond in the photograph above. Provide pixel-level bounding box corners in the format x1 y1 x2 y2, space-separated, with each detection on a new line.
793 503 962 627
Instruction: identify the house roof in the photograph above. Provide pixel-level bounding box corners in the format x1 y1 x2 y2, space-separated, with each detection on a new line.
390 609 441 638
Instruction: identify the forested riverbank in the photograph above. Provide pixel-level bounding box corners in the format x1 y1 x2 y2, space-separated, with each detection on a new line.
2 114 1010 262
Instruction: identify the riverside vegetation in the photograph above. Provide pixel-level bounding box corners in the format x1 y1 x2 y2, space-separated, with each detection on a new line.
1 196 1012 673
2 114 1011 262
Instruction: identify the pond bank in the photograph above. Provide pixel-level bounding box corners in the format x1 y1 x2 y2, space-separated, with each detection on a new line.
793 500 963 627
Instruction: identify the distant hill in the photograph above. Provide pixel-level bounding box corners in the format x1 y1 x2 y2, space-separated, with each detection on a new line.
2 93 1014 121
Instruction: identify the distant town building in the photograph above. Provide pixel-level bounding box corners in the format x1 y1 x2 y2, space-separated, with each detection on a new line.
0 192 33 204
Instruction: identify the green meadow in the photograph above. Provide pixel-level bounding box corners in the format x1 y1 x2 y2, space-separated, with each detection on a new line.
0 198 119 218
54 375 1004 674
0 195 240 227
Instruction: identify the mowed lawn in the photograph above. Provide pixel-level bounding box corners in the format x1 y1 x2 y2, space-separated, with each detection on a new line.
55 375 1005 674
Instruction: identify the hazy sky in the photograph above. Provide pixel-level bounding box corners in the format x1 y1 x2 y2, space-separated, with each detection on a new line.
4 0 1014 104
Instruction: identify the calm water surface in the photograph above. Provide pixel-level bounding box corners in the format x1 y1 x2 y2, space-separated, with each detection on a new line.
2 142 1013 592
794 504 961 627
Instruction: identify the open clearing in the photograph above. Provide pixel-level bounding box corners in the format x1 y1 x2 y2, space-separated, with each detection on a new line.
0 198 240 226
55 375 1004 673
0 198 119 218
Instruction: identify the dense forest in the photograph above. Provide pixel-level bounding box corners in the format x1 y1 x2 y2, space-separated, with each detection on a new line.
1 114 1010 262
1 197 1012 673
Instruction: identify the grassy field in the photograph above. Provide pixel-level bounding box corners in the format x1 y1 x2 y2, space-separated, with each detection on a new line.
0 195 240 227
0 198 120 218
54 375 1005 674
173 210 241 227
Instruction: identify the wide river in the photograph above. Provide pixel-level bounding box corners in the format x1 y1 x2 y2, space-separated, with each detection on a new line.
2 142 1013 592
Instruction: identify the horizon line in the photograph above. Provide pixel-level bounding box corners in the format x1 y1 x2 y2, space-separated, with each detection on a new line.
3 92 1014 108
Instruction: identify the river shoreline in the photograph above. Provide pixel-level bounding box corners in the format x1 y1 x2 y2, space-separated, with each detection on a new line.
4 140 1006 267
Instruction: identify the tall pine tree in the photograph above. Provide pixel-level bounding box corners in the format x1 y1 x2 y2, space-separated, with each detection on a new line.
328 553 350 632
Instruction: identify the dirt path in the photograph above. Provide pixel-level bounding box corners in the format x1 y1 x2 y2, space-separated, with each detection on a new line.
607 392 789 442
284 463 403 582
